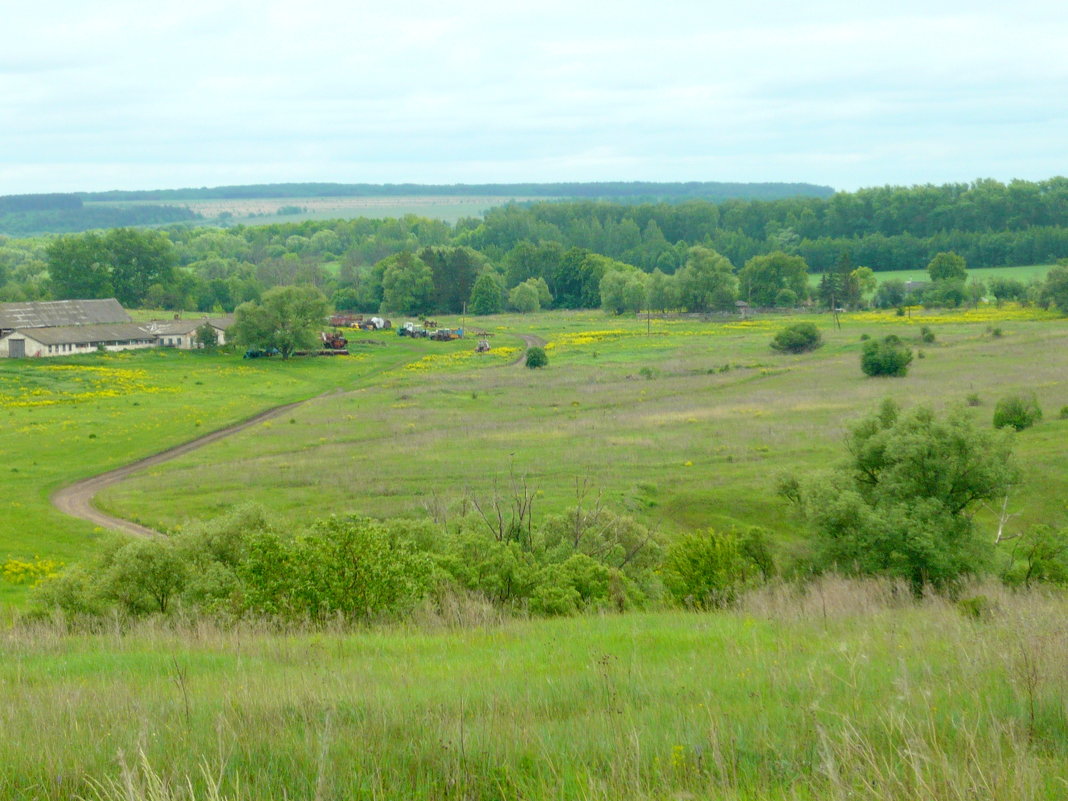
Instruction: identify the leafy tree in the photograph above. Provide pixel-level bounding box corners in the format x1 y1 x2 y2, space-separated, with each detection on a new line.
379 251 434 315
102 538 188 614
738 251 809 307
770 322 822 353
232 285 327 359
469 271 505 315
792 400 1018 590
1039 265 1068 313
850 266 877 305
194 323 218 349
927 251 967 282
525 345 548 368
861 335 913 377
676 246 737 312
509 280 541 313
646 268 679 312
1003 526 1068 587
993 393 1042 431
988 277 1027 306
873 279 907 309
46 228 177 306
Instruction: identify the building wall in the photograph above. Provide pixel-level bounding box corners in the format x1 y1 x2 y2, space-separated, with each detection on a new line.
1 334 157 358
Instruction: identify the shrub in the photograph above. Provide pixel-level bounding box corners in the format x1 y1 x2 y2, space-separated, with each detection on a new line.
770 322 822 354
525 346 548 369
861 336 913 377
966 393 981 407
660 528 767 609
993 393 1042 431
1060 405 1068 420
919 326 935 344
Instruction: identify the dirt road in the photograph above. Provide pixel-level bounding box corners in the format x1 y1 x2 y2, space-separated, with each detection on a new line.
51 395 328 538
511 334 546 365
53 332 548 539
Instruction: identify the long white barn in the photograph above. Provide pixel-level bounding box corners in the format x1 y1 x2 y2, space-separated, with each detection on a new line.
0 299 233 358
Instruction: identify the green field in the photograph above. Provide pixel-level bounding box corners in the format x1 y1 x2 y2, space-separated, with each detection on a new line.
92 307 1068 553
0 334 508 603
4 305 1068 799
808 263 1058 287
2 581 1065 800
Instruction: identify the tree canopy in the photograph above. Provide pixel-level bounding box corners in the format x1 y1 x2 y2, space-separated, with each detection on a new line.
791 400 1018 590
231 285 327 359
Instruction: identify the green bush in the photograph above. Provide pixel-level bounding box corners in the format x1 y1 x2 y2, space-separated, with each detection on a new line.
861 336 913 377
993 393 1042 431
919 325 935 344
1060 405 1068 420
770 322 822 354
525 346 548 369
660 528 766 609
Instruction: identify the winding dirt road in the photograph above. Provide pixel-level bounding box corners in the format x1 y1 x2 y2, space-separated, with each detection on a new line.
51 333 548 538
51 395 328 537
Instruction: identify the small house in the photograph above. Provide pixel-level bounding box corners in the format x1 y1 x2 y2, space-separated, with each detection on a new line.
146 317 235 349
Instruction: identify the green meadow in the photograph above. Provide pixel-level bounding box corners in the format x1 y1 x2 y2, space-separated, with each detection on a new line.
95 306 1068 553
0 335 477 604
808 263 1058 287
1 581 1066 800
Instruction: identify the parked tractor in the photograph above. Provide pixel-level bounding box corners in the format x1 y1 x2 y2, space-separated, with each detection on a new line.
320 331 348 350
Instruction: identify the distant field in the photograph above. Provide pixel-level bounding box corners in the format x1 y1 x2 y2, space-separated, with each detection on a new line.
809 263 1057 287
88 195 548 225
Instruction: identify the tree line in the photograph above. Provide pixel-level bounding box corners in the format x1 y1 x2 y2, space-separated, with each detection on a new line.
2 177 1067 313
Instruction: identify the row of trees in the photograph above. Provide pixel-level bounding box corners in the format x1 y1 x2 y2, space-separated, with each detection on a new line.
4 177 1068 311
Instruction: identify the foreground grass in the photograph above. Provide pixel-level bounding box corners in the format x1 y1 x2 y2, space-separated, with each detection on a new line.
1 580 1066 800
99 307 1068 548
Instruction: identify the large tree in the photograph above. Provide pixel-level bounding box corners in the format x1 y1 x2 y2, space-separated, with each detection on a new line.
738 251 808 307
47 228 177 307
231 285 327 359
675 246 737 312
379 251 434 315
789 400 1017 590
927 251 967 282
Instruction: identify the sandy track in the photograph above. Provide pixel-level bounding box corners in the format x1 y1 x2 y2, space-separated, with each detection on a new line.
51 394 332 538
511 334 547 365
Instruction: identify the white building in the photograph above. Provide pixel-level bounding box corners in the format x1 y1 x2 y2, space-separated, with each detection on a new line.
0 323 156 358
147 317 234 349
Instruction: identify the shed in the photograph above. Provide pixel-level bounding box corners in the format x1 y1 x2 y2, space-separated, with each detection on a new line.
0 299 130 337
0 323 156 358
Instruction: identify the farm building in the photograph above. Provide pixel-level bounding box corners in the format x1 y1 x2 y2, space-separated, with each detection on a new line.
147 317 235 349
0 299 131 338
0 323 156 358
0 299 234 358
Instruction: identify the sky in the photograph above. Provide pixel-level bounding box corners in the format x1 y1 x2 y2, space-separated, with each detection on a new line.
2 0 1067 195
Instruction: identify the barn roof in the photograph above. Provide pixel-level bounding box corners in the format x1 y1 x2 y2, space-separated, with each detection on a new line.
11 322 154 346
0 299 130 330
147 316 235 335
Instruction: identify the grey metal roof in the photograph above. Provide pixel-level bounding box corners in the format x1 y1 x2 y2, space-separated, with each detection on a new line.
147 316 235 336
0 299 131 330
10 323 155 346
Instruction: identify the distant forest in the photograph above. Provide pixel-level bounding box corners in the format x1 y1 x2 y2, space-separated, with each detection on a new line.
0 194 198 236
1 177 1066 315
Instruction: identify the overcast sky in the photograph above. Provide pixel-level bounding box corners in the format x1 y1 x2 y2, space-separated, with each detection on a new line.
3 0 1066 194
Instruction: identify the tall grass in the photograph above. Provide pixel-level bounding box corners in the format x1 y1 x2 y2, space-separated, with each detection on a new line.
1 580 1066 800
